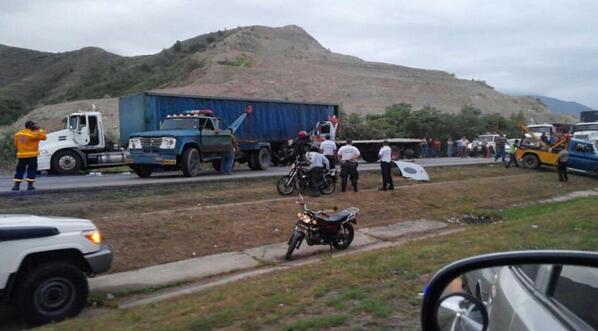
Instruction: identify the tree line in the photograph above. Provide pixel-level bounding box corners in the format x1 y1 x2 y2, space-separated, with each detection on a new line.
339 103 527 141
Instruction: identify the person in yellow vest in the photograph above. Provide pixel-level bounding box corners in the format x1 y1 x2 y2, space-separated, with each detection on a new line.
12 121 47 191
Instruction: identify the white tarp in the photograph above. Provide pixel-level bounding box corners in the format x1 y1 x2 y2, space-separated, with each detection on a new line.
392 161 430 181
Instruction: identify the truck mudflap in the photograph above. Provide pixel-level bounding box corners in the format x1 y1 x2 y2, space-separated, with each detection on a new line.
84 245 113 275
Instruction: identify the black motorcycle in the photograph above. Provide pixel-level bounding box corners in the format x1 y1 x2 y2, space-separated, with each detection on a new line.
285 194 359 260
276 160 336 195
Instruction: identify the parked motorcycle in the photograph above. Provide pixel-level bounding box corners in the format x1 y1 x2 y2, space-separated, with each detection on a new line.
285 194 359 260
276 160 336 195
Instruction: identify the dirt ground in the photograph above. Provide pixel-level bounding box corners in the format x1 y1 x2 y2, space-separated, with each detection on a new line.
1 165 596 272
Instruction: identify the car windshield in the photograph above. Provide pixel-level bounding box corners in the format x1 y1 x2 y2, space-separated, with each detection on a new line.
575 124 598 132
160 118 199 130
529 127 552 134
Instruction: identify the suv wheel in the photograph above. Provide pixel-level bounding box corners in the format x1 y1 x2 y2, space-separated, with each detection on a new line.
16 262 88 325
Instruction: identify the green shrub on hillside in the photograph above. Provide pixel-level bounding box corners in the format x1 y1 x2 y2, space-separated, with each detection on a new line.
0 129 16 170
0 96 25 126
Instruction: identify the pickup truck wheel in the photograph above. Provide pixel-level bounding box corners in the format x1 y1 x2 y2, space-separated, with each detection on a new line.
249 148 271 170
51 150 82 175
212 159 221 171
16 262 88 325
130 165 153 178
182 147 202 177
522 154 540 169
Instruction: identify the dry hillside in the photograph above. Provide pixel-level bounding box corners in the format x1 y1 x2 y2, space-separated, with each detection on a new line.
1 25 565 133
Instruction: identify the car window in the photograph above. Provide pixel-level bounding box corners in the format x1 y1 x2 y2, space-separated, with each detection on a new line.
551 266 598 329
519 264 540 282
204 119 215 130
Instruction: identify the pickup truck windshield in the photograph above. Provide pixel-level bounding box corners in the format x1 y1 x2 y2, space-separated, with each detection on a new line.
161 118 200 130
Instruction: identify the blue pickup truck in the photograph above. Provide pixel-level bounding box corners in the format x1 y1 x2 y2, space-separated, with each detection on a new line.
567 138 598 175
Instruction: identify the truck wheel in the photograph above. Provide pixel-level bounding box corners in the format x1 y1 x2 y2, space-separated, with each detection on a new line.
15 262 88 325
51 150 82 175
249 148 271 170
522 154 540 169
361 153 378 163
182 147 202 177
130 165 153 178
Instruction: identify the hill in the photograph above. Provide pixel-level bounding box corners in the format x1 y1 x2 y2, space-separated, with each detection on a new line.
532 95 593 119
1 25 568 131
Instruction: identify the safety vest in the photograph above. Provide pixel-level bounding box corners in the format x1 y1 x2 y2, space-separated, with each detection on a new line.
15 128 47 159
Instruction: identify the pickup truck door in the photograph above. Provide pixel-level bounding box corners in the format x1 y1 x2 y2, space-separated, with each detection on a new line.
569 142 597 172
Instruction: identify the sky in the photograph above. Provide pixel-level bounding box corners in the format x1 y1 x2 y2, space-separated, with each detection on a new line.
1 0 597 108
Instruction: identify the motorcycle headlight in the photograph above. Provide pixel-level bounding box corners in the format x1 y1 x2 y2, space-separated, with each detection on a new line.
129 138 142 149
160 137 176 149
302 215 312 224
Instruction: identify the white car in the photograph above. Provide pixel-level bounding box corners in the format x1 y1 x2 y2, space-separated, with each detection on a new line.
0 215 112 325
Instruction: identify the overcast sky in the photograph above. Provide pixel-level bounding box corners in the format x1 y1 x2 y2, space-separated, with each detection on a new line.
1 0 597 108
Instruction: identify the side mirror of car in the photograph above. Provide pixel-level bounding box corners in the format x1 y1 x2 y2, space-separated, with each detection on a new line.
421 250 598 331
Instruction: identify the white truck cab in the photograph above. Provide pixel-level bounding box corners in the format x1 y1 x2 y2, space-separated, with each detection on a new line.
573 122 598 148
0 215 112 325
38 112 128 174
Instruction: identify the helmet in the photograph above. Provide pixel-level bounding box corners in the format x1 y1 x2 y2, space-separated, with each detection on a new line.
298 130 307 138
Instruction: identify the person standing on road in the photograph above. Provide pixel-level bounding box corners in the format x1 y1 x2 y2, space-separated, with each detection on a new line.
220 137 238 175
378 140 394 191
433 138 441 158
319 135 337 169
446 137 453 157
419 138 428 158
556 148 569 182
505 139 519 168
293 130 311 162
337 139 361 192
12 120 47 191
494 133 507 163
306 146 329 197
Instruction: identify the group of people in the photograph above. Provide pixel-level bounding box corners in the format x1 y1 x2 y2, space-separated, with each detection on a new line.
301 134 395 197
419 138 443 158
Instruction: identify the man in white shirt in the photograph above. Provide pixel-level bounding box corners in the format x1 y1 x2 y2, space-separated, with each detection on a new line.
378 140 394 190
319 135 337 169
306 146 330 196
337 139 361 192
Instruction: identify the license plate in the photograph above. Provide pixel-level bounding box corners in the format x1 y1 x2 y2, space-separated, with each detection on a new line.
159 159 177 165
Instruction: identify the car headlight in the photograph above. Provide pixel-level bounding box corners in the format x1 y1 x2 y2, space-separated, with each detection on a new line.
39 149 50 156
82 229 102 245
160 137 176 149
129 138 142 149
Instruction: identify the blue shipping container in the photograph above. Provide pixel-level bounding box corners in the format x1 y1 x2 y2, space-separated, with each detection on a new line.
119 92 339 149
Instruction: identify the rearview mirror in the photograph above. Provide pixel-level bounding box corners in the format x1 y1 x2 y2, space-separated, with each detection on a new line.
421 251 598 331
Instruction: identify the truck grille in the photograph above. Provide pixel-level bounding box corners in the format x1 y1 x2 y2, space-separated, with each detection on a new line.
140 138 162 153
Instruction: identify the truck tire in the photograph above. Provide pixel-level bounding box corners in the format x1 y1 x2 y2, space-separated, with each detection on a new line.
51 150 82 175
249 148 271 170
361 152 378 163
522 154 540 169
15 262 88 325
130 165 153 178
182 147 202 177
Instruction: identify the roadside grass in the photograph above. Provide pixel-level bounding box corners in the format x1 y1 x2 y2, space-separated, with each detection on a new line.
43 197 598 330
3 165 597 273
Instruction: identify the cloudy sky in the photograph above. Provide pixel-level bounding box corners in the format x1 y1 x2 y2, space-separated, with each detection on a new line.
1 0 597 108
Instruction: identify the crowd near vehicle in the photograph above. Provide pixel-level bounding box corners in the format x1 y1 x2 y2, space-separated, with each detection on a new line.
468 133 500 156
285 195 359 260
421 251 598 331
516 137 598 175
0 215 112 324
276 160 336 195
37 92 422 176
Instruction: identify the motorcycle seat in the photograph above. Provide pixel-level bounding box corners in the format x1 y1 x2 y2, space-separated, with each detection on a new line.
317 209 352 223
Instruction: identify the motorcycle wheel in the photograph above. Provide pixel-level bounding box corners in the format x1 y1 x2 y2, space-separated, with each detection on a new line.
320 176 336 195
297 179 308 193
332 223 354 250
285 231 305 261
277 176 296 195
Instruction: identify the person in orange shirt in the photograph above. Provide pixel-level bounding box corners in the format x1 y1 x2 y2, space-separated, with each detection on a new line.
12 121 47 191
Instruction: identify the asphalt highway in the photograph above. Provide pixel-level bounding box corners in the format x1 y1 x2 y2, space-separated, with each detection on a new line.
0 157 495 194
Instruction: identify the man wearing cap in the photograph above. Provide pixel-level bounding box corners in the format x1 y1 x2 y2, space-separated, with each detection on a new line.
337 139 361 192
12 121 46 191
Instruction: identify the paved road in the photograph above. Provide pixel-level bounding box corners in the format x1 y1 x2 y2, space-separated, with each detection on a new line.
0 157 494 194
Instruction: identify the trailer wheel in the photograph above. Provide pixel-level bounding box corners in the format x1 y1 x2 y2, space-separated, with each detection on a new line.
51 150 82 175
182 147 202 177
522 154 540 169
130 165 153 178
249 148 271 170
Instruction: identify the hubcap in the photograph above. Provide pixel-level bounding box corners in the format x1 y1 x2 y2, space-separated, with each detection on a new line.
59 155 77 170
34 277 75 315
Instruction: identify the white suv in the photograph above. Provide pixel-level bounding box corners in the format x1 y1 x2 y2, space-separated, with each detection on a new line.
0 215 112 325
